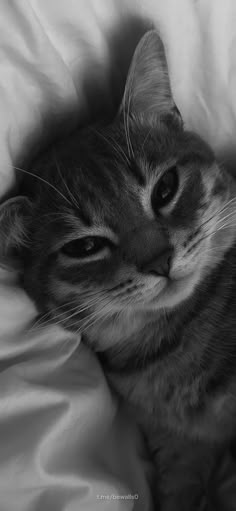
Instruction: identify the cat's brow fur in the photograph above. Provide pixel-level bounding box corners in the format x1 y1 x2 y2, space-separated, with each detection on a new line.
1 31 236 509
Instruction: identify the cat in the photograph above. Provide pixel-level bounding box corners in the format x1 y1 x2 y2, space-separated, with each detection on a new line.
0 30 236 510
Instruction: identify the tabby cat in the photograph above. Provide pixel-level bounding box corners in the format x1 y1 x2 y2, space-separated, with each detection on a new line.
1 31 236 510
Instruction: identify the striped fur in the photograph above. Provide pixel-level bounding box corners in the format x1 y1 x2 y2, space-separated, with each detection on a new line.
1 31 236 509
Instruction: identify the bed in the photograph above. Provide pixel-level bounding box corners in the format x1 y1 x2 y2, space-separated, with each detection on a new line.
0 1 236 510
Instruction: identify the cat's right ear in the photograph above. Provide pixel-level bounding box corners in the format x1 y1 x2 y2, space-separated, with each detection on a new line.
0 196 32 268
120 30 182 124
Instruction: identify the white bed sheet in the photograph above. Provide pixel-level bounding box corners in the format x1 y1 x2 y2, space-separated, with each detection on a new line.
0 1 236 510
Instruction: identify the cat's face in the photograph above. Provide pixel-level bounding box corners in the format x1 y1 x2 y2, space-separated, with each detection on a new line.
0 31 235 345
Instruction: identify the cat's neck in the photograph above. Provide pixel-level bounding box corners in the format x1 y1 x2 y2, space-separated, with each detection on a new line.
85 292 193 363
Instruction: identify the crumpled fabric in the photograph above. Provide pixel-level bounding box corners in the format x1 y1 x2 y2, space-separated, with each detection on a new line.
0 1 236 510
0 270 153 511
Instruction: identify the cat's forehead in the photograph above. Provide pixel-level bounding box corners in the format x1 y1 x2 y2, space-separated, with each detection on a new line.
52 121 212 184
31 122 215 238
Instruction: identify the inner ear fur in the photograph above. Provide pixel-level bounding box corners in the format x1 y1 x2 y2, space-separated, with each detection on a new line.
120 30 182 123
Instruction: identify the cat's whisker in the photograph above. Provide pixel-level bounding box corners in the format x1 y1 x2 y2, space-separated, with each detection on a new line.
215 211 236 226
67 296 118 335
31 292 105 332
126 81 135 159
200 221 236 242
58 293 109 321
13 166 73 207
53 305 93 327
107 135 130 166
53 151 81 210
30 299 79 331
34 283 119 332
141 127 153 157
42 297 104 329
80 313 108 335
32 307 77 332
182 225 235 258
79 302 116 336
215 221 236 232
217 196 236 212
190 221 236 248
92 129 129 166
122 69 135 159
197 197 236 231
71 310 102 335
208 222 235 236
111 137 130 166
78 286 117 301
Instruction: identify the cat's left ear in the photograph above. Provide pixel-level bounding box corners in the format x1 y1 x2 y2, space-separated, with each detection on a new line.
120 30 182 124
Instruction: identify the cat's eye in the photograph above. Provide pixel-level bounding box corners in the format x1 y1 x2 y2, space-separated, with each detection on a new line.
151 167 178 212
61 236 113 260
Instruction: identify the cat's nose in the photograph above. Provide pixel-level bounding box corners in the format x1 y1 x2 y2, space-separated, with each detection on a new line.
139 248 172 277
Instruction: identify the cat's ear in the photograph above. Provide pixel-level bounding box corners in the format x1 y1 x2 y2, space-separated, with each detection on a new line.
120 30 182 123
0 196 32 268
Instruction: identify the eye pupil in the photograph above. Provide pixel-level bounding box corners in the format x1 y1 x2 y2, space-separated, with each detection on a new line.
151 167 178 212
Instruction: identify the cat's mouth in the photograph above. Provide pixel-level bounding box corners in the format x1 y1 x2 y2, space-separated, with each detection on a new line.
137 270 198 311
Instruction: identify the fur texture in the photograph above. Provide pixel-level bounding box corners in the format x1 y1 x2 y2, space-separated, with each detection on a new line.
0 31 236 510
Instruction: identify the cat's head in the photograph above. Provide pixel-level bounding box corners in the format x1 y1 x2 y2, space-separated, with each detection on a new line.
0 31 235 346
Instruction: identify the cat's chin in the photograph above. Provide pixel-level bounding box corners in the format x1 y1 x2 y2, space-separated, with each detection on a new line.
140 270 200 312
157 271 201 310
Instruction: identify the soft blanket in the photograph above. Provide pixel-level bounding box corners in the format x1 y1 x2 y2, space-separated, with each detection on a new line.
0 1 236 510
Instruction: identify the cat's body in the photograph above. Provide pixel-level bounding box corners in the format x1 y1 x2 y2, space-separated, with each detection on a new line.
1 31 236 510
98 246 236 443
96 245 236 508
